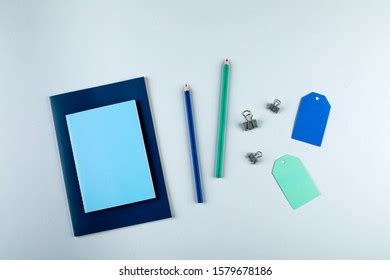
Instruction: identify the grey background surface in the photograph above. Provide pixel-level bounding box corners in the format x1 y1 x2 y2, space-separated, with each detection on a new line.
1 0 390 259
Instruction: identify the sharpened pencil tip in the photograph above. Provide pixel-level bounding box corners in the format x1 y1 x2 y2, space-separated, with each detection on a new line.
184 84 190 91
224 58 230 65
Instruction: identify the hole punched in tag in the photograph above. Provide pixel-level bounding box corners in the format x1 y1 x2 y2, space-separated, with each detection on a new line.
241 110 258 131
247 151 263 164
267 99 281 113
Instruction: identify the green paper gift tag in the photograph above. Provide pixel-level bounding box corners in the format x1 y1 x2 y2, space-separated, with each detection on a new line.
272 155 320 209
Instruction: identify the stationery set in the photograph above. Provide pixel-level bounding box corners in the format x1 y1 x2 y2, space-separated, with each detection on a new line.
50 60 331 236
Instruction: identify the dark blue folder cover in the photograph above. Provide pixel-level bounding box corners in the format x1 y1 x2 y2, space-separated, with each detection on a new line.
50 77 171 236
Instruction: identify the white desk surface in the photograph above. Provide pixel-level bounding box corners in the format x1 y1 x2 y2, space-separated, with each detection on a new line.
1 0 390 259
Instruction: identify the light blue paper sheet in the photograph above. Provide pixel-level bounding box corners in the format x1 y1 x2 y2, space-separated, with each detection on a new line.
66 100 156 213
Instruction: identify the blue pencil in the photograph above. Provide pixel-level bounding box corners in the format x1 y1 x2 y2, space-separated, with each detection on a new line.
183 84 204 203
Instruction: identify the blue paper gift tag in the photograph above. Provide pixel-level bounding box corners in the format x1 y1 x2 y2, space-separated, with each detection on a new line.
291 92 331 146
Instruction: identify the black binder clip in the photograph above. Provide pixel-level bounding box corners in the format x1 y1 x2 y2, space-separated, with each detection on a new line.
241 110 258 131
267 99 281 113
247 151 262 164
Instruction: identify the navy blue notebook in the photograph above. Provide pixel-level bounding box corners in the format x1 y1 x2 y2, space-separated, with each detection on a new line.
50 77 171 236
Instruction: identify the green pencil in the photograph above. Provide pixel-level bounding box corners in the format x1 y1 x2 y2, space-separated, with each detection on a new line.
215 58 231 178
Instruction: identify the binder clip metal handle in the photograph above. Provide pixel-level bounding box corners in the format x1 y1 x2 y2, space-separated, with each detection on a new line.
267 99 281 113
241 110 258 131
247 151 263 164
